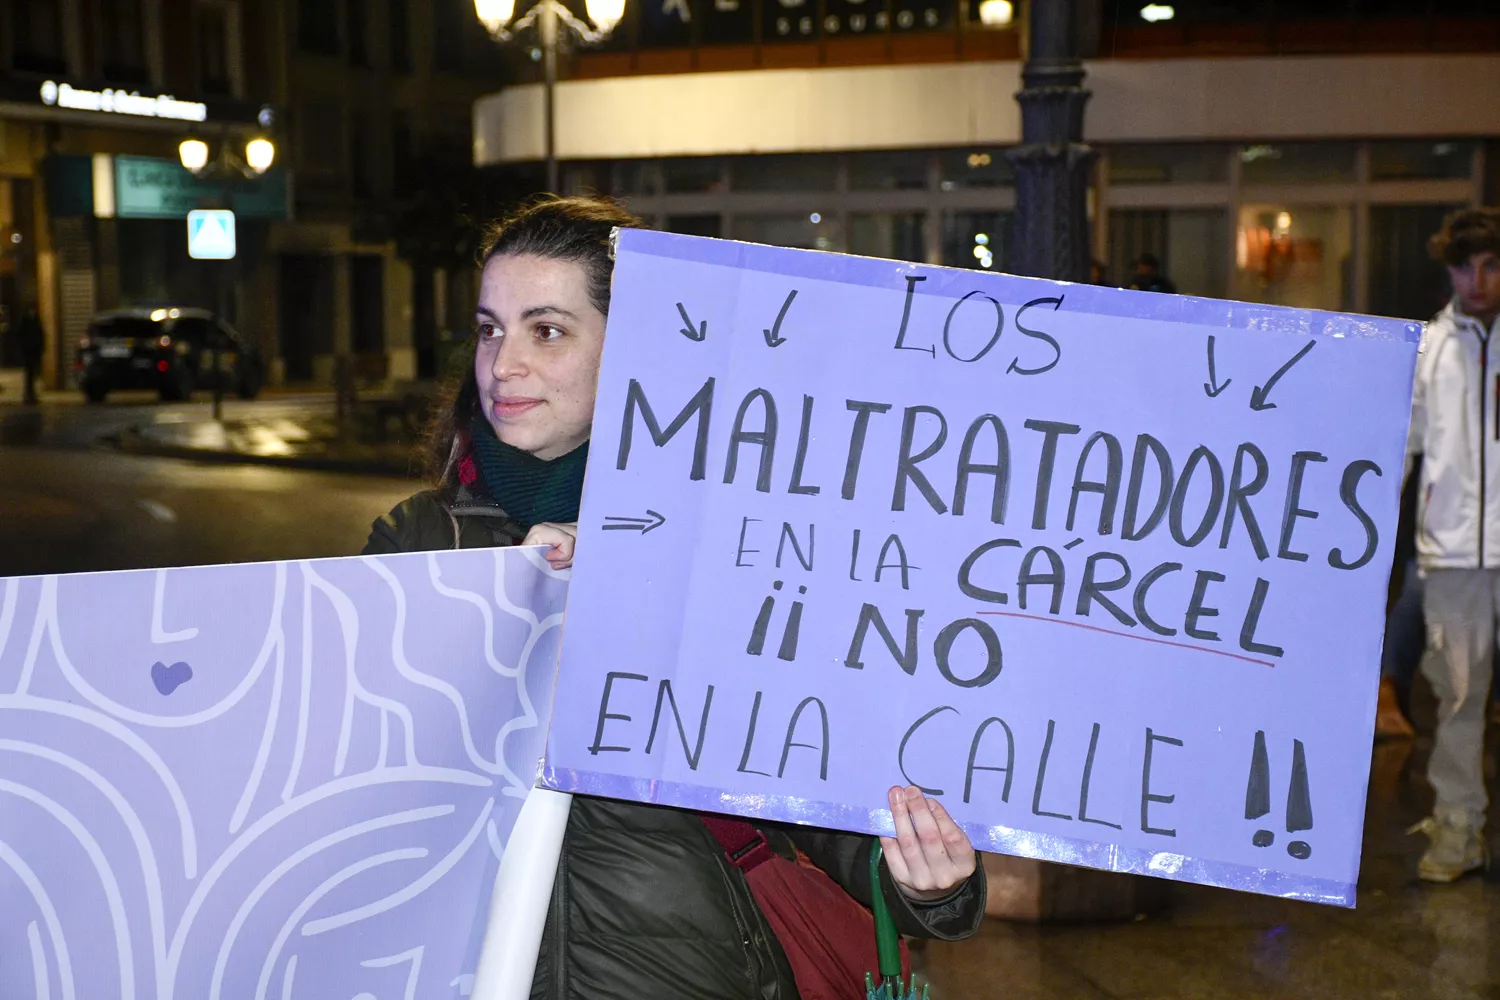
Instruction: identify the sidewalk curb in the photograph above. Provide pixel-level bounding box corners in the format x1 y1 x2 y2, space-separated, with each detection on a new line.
114 426 420 478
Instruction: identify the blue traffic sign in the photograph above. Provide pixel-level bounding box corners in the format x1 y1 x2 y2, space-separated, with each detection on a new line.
187 208 236 260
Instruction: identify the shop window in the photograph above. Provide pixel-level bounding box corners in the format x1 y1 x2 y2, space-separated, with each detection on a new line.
850 214 925 263
12 0 66 75
849 151 928 192
390 0 411 71
731 154 837 193
1371 141 1477 182
299 0 340 54
101 0 149 84
664 158 725 194
938 149 1013 190
940 211 1011 272
1233 204 1353 312
1108 208 1229 298
1239 143 1357 185
733 214 842 253
1108 144 1229 185
1369 204 1461 322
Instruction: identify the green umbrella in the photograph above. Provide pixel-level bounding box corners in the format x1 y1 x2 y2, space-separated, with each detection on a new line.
866 844 928 1000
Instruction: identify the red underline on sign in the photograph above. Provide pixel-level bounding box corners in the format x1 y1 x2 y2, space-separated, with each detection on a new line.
975 610 1276 668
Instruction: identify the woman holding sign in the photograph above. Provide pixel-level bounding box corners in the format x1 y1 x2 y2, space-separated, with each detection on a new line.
364 196 986 999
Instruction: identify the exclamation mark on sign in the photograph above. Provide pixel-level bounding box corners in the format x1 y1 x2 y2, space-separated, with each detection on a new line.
1285 739 1313 860
1245 729 1274 848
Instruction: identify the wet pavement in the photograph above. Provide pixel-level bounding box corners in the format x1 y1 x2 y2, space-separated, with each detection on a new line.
0 395 421 576
918 723 1500 999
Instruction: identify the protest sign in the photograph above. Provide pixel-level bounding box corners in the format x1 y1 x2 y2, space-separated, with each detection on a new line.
541 229 1420 906
0 547 567 999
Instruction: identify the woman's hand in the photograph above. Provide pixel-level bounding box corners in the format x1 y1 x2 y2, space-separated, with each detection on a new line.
523 522 578 570
880 785 978 902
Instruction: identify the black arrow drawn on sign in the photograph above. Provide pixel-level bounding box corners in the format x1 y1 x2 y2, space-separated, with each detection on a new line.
602 510 666 535
763 290 797 348
1250 341 1316 412
1204 335 1232 398
676 303 706 342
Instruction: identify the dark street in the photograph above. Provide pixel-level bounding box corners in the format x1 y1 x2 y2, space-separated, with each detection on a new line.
0 396 419 577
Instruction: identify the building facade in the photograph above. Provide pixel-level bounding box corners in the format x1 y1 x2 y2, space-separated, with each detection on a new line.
268 0 507 385
0 0 278 390
1 0 505 393
474 1 1500 323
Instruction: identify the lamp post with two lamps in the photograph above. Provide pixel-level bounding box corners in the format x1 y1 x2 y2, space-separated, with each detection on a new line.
177 133 276 420
474 0 626 194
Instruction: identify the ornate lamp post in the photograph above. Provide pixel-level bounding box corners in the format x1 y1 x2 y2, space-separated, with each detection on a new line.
177 134 276 420
475 0 626 194
1006 0 1096 282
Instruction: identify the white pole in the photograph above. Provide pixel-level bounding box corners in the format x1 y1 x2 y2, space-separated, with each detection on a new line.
471 787 574 999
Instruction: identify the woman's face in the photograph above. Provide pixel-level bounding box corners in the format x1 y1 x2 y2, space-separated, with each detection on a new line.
474 253 607 460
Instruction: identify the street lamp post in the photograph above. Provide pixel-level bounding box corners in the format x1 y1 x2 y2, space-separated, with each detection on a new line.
1005 0 1096 282
179 134 276 422
475 0 626 194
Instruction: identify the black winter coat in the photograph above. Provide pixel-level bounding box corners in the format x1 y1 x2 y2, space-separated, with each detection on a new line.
364 487 988 1000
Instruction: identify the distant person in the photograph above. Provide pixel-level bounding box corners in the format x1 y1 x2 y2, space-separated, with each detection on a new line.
1406 207 1500 883
15 304 44 405
1128 253 1177 294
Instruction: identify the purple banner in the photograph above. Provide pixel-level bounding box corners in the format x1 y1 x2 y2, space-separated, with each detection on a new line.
0 547 568 999
542 229 1421 906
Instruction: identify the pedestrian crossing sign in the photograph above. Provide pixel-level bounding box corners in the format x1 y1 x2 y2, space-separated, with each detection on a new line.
187 209 236 260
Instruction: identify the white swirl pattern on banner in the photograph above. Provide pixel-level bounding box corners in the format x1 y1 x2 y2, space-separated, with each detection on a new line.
0 547 567 999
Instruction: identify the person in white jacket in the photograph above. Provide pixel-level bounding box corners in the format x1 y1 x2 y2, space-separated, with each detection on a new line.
1407 207 1500 882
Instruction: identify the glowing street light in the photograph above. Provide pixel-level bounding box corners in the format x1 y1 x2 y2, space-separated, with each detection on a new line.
178 138 209 173
244 137 276 174
977 0 1014 27
1140 4 1175 22
474 0 516 35
475 0 626 193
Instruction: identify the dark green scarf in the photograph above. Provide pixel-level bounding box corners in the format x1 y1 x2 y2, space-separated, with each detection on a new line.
469 417 589 531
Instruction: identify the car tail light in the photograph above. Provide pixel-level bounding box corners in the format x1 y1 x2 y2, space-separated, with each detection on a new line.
156 360 169 372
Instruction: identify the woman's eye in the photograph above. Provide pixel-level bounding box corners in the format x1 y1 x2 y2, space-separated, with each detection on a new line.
536 325 564 342
476 323 499 339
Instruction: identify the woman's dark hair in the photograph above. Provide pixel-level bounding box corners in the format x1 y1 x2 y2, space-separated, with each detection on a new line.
423 195 643 491
1429 207 1500 268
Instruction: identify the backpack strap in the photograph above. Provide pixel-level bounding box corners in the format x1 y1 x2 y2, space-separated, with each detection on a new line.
700 814 776 872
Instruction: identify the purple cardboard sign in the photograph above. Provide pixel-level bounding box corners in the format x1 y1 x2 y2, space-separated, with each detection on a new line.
542 229 1420 906
0 547 568 999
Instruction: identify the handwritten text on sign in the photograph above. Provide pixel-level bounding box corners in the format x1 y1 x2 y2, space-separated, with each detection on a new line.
543 230 1419 906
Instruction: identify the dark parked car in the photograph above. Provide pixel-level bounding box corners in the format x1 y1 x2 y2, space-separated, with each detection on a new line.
75 307 264 403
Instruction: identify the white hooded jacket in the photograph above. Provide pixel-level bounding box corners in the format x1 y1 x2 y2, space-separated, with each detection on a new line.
1409 301 1500 570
